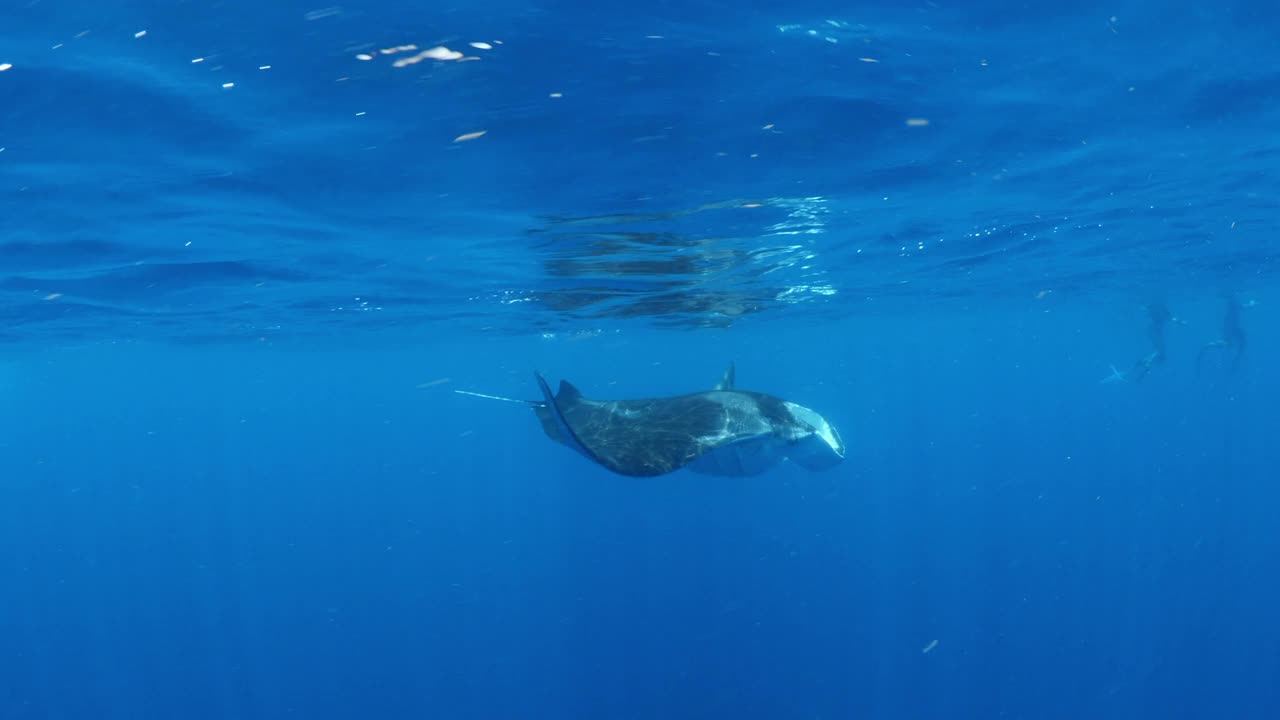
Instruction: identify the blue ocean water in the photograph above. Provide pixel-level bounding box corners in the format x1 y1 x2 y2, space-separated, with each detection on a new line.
2 1 1278 718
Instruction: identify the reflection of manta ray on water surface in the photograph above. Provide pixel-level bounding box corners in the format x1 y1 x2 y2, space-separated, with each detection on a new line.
456 363 845 477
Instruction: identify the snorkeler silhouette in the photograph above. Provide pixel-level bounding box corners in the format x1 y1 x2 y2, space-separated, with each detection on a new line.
1102 301 1185 384
1197 294 1251 375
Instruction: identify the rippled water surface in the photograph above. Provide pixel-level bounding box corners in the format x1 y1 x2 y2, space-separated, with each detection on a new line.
4 1 1277 342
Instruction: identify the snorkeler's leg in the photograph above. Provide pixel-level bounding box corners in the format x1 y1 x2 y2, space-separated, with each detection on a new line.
1230 338 1246 374
1128 351 1160 383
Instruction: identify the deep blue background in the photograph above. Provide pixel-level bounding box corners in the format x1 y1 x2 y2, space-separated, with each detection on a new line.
3 0 1280 718
3 303 1276 719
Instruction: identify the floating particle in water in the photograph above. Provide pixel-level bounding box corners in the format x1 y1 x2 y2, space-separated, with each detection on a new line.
0 63 12 71
905 118 929 127
549 92 563 98
258 65 271 70
393 46 464 67
44 293 63 300
922 639 938 654
304 7 342 21
453 130 487 142
469 42 492 50
859 57 878 63
420 46 464 60
134 30 147 38
222 82 235 89
355 53 374 61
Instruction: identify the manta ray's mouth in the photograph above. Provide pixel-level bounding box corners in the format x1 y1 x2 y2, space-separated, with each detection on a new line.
784 402 845 458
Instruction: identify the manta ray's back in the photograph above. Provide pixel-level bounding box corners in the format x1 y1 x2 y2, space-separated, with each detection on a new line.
456 363 845 477
529 364 844 477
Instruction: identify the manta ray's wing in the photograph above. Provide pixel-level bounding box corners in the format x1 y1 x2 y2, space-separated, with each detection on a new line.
534 373 610 467
536 374 775 477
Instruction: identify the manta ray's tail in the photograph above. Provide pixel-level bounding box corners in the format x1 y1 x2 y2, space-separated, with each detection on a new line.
454 389 542 406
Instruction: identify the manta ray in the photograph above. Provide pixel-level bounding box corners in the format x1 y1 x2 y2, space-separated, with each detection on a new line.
457 363 845 477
